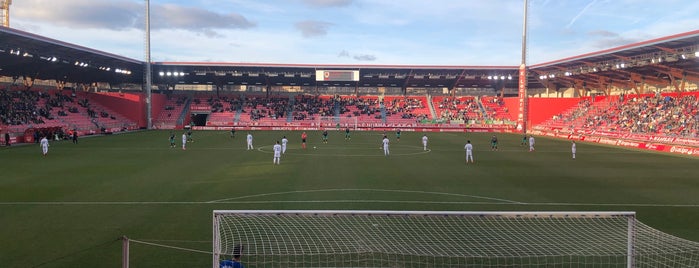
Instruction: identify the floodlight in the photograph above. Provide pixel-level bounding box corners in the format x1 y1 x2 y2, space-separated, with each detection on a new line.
487 76 493 80
500 76 505 80
507 75 512 80
166 72 172 76
159 72 164 76
695 51 699 57
179 72 185 76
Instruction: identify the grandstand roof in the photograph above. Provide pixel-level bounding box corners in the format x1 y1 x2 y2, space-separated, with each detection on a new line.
0 27 143 84
1 26 698 92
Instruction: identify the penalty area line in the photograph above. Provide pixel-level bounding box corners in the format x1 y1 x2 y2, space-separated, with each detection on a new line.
2 200 699 208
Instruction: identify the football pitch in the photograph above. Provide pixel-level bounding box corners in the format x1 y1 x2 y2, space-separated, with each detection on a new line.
1 130 698 267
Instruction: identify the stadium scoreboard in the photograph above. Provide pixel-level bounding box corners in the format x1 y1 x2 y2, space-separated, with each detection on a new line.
315 70 360 81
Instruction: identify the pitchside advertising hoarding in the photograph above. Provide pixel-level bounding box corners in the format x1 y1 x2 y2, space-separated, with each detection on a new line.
530 129 699 156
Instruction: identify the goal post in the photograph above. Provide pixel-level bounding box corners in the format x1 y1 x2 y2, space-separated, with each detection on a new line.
211 210 699 268
316 116 358 130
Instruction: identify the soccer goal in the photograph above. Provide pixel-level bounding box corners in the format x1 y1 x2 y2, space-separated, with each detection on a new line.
316 116 358 130
213 210 699 268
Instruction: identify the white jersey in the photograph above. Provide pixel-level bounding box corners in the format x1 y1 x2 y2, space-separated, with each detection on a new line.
529 136 535 146
40 137 49 155
422 135 428 144
273 144 282 157
281 138 288 153
382 137 390 156
40 137 49 148
247 134 253 143
572 142 576 153
181 133 187 143
464 143 474 162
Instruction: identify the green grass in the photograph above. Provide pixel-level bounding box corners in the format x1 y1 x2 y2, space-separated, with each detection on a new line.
1 130 698 267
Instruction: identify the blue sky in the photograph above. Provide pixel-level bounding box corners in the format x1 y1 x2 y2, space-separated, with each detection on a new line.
9 0 699 65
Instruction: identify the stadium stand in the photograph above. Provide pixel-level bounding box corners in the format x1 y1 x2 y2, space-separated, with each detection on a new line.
154 95 189 129
539 92 699 138
0 87 139 137
479 96 513 122
432 96 482 123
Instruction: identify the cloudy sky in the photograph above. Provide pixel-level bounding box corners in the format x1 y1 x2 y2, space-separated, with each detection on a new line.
9 0 699 65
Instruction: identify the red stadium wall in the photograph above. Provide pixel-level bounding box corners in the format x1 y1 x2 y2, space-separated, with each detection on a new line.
150 93 167 121
88 92 149 128
526 97 585 126
502 97 520 122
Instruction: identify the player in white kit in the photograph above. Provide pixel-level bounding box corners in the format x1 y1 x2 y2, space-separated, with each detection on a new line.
529 135 535 152
40 136 49 156
464 140 473 164
281 136 288 154
422 134 428 151
181 132 187 150
571 141 576 159
273 141 282 165
382 135 390 156
246 133 254 150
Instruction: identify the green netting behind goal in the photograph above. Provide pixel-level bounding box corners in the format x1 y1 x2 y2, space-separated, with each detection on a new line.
213 210 699 268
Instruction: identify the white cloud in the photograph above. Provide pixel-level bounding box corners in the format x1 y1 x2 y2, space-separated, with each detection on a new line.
294 20 333 38
303 0 354 8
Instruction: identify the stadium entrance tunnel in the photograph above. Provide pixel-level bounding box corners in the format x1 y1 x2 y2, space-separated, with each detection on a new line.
190 113 208 126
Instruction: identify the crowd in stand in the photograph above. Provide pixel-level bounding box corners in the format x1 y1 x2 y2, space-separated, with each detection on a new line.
385 97 426 120
481 96 509 119
437 97 482 121
1 88 119 130
1 88 43 125
555 94 699 137
292 95 335 120
240 96 289 121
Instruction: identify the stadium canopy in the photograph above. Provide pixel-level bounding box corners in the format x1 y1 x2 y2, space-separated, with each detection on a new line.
152 62 523 90
0 26 142 85
530 30 699 94
1 26 698 93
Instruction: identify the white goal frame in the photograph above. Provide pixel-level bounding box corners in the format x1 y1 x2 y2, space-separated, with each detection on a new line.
213 210 639 268
315 116 358 130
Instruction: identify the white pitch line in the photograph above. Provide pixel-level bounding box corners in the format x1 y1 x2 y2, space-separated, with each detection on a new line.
2 200 699 207
206 188 523 204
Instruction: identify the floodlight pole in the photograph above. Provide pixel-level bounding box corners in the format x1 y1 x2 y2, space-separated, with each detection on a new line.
516 0 529 133
145 0 153 129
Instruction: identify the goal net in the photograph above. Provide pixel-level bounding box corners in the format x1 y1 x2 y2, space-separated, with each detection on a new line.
315 116 358 130
213 210 699 268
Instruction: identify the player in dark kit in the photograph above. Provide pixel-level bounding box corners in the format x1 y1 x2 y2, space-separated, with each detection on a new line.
521 135 527 146
169 133 176 148
396 129 401 142
322 130 329 144
491 135 498 151
345 128 351 140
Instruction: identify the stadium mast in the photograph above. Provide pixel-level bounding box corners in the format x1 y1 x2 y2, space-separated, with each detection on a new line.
144 0 153 129
1 0 11 27
516 0 529 133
